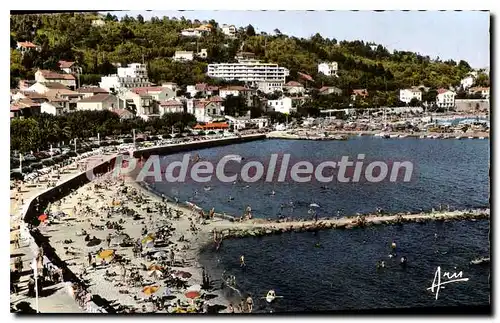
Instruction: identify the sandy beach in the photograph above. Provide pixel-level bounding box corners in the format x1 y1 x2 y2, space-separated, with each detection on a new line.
35 170 238 313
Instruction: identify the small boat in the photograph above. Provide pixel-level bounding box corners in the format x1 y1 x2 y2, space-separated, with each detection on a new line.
455 136 462 140
390 134 399 138
479 136 485 139
470 257 490 265
419 135 426 139
263 290 283 303
203 186 212 191
468 136 474 139
398 134 407 138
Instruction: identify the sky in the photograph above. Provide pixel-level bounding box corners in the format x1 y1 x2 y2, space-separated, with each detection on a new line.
109 10 490 68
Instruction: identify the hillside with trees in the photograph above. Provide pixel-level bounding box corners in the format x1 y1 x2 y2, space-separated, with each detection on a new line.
10 12 484 100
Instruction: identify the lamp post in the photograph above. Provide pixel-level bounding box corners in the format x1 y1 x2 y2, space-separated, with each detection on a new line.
19 153 23 174
74 138 77 153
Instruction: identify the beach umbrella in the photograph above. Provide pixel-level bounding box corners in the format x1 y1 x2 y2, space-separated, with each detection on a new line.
97 249 114 260
142 285 159 296
148 264 163 271
38 214 48 222
184 291 201 299
141 235 154 244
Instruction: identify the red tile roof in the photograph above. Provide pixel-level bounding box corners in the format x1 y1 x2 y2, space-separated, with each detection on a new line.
209 96 224 102
58 60 75 69
469 87 489 92
298 72 314 82
160 100 183 107
194 122 229 130
220 86 249 91
352 89 368 96
38 70 76 80
17 41 38 48
77 87 108 94
131 87 164 94
437 88 450 94
285 81 304 87
78 94 115 103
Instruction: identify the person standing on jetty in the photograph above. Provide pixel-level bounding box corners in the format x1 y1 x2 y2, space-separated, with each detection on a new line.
240 255 246 267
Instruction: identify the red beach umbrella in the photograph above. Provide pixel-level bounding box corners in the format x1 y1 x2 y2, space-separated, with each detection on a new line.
184 291 200 299
38 214 48 222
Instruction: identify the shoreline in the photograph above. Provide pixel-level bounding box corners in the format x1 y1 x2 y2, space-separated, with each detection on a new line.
14 135 490 314
267 130 490 140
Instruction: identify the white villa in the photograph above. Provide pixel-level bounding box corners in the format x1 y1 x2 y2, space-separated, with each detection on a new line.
399 88 422 104
318 62 338 77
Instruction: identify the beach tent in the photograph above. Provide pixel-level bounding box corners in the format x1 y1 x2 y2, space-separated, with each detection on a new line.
142 285 159 296
97 249 114 261
184 291 201 299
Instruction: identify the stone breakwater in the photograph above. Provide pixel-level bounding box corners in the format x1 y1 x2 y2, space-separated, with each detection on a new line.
208 209 490 240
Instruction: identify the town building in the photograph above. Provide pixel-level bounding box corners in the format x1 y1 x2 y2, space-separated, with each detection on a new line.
436 88 456 109
318 62 338 77
257 81 284 94
283 81 305 94
173 51 194 61
187 83 219 98
318 86 342 96
468 86 490 99
219 86 250 98
11 99 41 118
159 100 185 114
76 87 109 99
16 41 40 55
399 88 422 104
187 98 223 122
351 89 369 101
207 53 289 84
40 101 65 115
130 86 176 102
18 79 37 90
267 97 295 114
58 60 80 74
35 70 77 89
99 63 151 92
221 24 237 37
180 25 212 37
118 90 157 120
27 82 70 95
76 94 118 111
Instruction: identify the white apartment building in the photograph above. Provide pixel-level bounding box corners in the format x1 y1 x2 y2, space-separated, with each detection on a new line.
399 88 422 104
460 75 475 89
99 63 151 92
267 97 295 114
436 89 456 109
257 81 284 94
318 62 338 77
221 24 237 37
207 59 290 84
173 51 194 61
